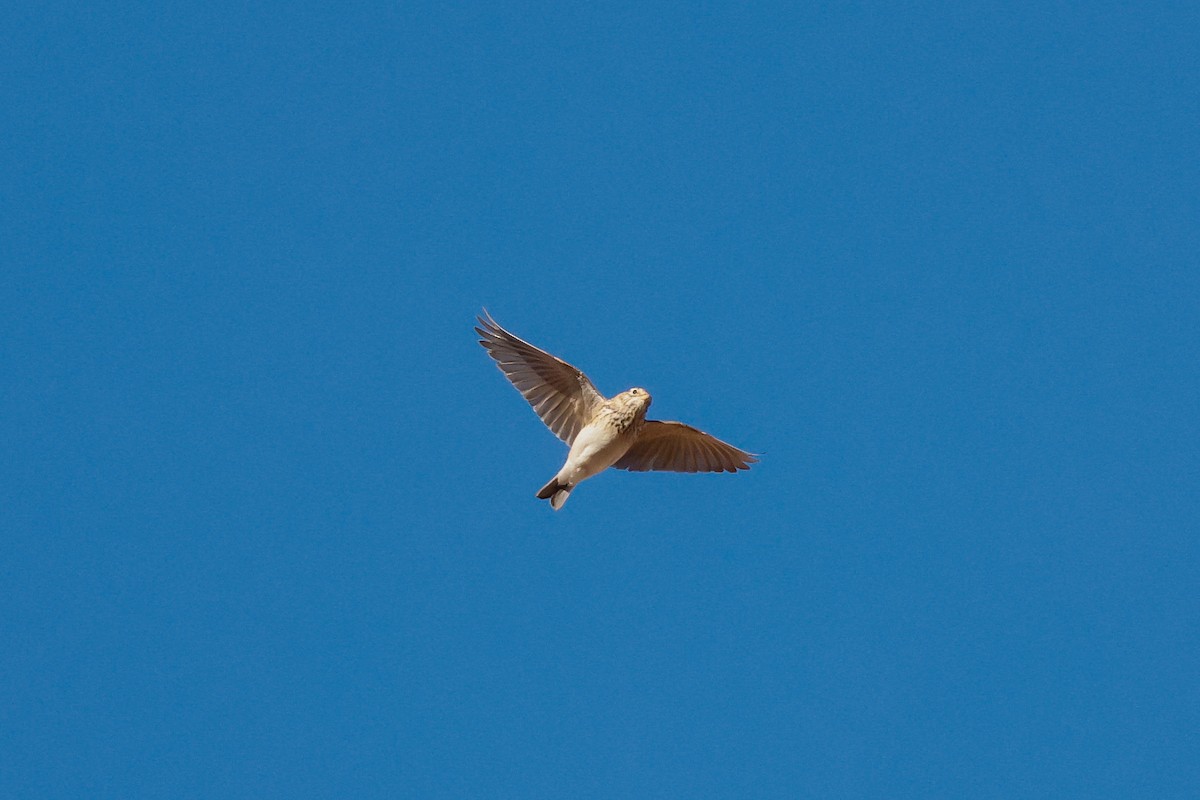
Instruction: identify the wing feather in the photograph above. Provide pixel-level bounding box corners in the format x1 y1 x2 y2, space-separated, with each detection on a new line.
476 311 605 444
615 420 757 473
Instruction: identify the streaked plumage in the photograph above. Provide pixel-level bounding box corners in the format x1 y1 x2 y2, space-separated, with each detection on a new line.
475 310 757 510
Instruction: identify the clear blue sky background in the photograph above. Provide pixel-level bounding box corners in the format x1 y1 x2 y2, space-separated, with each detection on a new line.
3 2 1197 797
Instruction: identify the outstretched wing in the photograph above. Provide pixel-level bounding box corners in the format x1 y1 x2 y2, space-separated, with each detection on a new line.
475 310 605 444
614 420 757 473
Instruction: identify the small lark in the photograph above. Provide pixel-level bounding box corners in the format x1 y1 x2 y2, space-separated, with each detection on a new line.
476 310 757 510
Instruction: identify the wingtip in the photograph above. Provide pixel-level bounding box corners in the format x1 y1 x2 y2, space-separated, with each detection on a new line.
475 308 501 341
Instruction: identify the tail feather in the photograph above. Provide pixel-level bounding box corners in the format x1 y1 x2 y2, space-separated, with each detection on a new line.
536 477 573 510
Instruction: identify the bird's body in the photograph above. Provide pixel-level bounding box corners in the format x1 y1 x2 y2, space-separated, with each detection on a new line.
537 389 650 509
475 311 757 510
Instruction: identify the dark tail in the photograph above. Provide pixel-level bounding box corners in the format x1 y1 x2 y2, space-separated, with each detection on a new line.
536 477 573 510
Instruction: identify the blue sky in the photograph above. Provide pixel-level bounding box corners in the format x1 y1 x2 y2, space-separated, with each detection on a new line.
3 1 1198 797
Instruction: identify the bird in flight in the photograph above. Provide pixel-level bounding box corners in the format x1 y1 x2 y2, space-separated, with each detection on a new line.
476 310 757 510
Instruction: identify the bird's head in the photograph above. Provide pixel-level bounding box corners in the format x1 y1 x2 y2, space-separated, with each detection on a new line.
622 387 653 413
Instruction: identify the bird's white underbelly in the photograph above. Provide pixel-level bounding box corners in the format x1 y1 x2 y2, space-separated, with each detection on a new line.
558 422 633 484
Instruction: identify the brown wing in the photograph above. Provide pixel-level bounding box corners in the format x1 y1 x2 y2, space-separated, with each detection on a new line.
475 310 605 444
614 420 758 473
